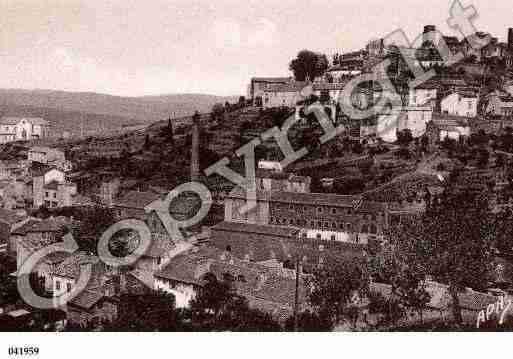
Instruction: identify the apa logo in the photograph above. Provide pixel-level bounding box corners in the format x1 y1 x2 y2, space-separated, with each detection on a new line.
476 296 512 329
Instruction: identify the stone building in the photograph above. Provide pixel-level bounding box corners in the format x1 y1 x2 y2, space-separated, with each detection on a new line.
248 77 293 106
31 166 77 208
0 117 51 144
441 91 479 118
224 188 388 245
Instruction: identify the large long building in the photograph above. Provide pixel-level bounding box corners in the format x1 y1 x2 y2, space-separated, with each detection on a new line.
223 187 389 245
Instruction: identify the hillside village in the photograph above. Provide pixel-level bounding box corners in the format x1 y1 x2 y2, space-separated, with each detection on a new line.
4 24 513 332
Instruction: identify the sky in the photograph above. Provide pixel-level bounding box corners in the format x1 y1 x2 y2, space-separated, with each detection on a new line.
0 0 511 97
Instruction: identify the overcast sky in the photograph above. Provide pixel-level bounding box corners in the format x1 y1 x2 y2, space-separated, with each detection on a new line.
0 0 510 97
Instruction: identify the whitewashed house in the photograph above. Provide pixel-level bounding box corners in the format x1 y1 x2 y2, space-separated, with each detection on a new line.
441 91 478 118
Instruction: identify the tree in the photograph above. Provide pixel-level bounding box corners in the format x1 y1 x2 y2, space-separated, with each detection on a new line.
309 259 369 327
105 292 177 331
284 310 332 331
367 291 405 327
397 129 413 148
0 254 19 308
211 103 225 122
143 134 151 150
188 273 280 331
289 50 329 82
72 206 116 255
392 184 495 326
164 118 174 146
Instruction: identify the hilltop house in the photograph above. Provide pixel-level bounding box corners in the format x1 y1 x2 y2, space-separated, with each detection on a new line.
28 146 71 172
408 82 438 109
0 208 29 255
248 77 293 106
441 91 479 118
427 114 471 141
31 165 77 208
484 90 513 117
0 117 51 144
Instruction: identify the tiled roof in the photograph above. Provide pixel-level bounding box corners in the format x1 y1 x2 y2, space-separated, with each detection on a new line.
22 216 74 233
154 246 222 285
0 208 26 225
145 234 174 258
29 146 56 154
264 82 306 93
71 194 95 206
431 114 470 128
251 77 292 84
227 187 387 212
53 252 102 279
12 219 42 235
29 162 58 177
313 82 349 91
69 289 105 310
44 180 60 190
211 223 367 272
411 81 439 90
43 251 72 264
0 117 49 126
212 221 300 239
113 190 160 209
156 245 311 319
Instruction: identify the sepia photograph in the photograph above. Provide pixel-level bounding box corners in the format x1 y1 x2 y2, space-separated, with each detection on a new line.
1 0 513 357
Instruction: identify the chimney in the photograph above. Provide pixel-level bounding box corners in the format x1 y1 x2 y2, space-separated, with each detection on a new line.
508 28 513 51
191 111 201 182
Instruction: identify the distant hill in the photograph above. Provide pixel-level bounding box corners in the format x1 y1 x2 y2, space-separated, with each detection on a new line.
0 89 238 133
0 104 141 137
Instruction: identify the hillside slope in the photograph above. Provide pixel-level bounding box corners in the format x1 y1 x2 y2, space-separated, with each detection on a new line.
0 104 140 136
0 89 237 124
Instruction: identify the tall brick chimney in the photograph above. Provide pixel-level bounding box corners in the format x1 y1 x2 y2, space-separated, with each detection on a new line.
508 28 513 51
191 111 201 182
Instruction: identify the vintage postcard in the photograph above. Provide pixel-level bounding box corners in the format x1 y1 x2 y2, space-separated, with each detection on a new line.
0 0 512 357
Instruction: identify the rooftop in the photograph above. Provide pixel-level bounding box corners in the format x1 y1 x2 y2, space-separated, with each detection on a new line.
0 208 26 225
0 117 49 126
113 190 161 210
227 187 387 212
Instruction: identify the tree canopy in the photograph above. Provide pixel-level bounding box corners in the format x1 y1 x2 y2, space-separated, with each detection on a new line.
289 50 329 82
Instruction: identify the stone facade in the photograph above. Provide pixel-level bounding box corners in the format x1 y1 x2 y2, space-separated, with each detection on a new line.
0 117 51 144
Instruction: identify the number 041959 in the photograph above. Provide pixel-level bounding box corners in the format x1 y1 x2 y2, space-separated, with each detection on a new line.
8 347 39 356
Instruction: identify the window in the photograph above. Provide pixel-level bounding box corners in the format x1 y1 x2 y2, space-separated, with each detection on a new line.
317 207 323 214
56 280 61 291
45 192 49 197
53 192 57 198
330 234 336 241
361 224 368 233
66 283 72 293
331 208 337 214
237 275 246 282
316 233 322 240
